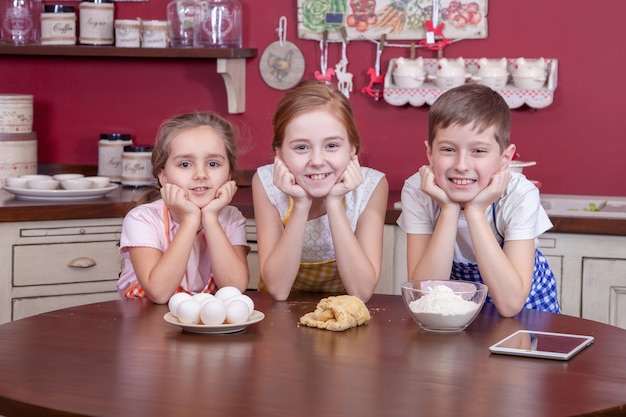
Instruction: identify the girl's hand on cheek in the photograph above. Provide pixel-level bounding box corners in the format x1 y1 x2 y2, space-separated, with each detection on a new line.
161 183 200 222
419 165 454 207
329 156 363 199
203 180 237 215
273 156 308 201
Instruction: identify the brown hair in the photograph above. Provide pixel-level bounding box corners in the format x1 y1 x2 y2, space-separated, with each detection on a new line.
271 79 361 154
151 112 238 188
428 84 511 152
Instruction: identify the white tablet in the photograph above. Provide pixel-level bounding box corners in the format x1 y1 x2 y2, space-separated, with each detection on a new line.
489 330 594 361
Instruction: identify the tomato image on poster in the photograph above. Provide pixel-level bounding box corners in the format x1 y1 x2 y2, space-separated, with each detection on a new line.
297 0 488 41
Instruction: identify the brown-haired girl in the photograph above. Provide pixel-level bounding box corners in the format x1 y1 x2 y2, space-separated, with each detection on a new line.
117 112 249 304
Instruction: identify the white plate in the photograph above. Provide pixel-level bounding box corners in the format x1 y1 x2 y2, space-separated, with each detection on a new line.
163 310 265 334
2 184 119 201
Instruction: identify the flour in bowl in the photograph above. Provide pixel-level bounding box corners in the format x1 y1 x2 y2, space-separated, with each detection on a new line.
408 285 479 316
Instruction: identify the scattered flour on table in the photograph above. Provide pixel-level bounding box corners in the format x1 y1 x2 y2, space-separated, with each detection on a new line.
409 285 479 316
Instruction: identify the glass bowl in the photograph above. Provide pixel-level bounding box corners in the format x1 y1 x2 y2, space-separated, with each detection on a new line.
401 280 488 333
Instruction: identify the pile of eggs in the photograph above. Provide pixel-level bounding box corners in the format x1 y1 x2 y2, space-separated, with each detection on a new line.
168 286 254 325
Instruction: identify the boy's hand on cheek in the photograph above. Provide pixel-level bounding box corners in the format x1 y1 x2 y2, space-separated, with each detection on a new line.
329 156 363 199
419 165 454 207
273 156 308 201
467 168 511 211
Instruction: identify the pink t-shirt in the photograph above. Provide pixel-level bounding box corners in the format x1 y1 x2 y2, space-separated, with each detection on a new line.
117 199 249 296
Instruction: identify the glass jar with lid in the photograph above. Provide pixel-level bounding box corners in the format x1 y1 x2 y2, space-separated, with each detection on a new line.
193 0 242 48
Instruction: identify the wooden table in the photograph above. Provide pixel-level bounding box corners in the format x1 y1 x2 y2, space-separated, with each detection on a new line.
0 292 624 417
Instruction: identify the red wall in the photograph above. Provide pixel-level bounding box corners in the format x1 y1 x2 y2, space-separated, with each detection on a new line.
3 0 625 196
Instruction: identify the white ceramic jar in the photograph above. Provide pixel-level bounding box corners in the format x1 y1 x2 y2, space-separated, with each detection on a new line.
114 19 141 47
40 4 76 45
98 133 132 182
121 145 154 187
79 0 114 45
141 20 169 48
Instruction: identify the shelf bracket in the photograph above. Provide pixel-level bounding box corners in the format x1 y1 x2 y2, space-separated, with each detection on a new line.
217 58 246 114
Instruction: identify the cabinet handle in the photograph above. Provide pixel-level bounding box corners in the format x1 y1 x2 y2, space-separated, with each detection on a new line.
68 257 97 268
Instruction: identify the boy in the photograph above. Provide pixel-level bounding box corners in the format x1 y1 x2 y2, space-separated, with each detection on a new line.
397 84 559 317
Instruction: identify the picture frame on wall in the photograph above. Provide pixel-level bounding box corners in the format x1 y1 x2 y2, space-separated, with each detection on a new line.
297 0 487 42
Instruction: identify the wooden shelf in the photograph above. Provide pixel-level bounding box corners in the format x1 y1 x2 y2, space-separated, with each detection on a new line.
0 44 258 113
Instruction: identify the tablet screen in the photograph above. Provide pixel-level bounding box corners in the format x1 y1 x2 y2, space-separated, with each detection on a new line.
489 330 594 360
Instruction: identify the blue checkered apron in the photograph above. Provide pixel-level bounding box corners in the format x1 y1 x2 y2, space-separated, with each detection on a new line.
450 203 560 313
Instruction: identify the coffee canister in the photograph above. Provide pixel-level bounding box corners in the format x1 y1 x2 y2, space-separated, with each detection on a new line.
98 133 132 182
79 0 114 45
40 4 76 45
0 132 37 183
121 145 154 187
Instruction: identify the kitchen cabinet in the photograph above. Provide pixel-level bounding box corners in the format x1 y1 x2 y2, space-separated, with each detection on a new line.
539 232 626 329
0 44 257 114
0 218 123 324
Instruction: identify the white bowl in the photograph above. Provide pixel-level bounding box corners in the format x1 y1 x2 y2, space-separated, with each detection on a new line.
27 179 60 190
5 177 30 188
53 173 85 181
61 179 94 190
84 176 110 188
20 174 53 181
401 280 488 333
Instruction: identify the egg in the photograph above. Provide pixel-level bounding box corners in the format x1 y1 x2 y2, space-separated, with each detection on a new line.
168 292 192 314
192 292 215 305
225 299 250 324
200 299 227 325
175 299 202 324
215 286 242 302
226 294 254 315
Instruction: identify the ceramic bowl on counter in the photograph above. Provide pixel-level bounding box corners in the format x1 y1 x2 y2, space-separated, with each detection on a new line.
53 173 85 181
27 179 60 190
61 178 94 190
83 176 111 188
401 280 488 333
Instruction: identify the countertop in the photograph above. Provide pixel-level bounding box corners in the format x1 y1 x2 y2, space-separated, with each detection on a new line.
1 165 625 235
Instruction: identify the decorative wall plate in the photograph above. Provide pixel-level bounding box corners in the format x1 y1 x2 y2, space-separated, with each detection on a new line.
259 40 306 90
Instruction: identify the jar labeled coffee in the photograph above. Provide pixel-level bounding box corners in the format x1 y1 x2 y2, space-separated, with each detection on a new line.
121 145 154 187
41 5 76 45
79 0 114 45
98 133 132 182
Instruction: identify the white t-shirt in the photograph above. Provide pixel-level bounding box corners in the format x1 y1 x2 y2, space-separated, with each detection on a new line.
256 164 385 262
396 171 553 263
117 198 249 295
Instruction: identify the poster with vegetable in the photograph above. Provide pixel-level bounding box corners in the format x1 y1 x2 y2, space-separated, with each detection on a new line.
297 0 487 41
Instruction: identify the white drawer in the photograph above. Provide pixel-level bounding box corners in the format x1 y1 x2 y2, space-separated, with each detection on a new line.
12 291 120 321
13 240 122 286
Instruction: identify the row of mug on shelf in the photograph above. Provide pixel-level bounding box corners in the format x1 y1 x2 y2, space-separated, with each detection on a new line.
392 57 550 91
